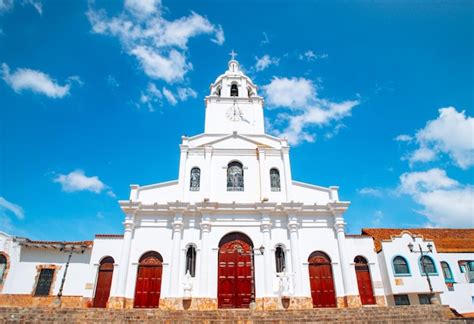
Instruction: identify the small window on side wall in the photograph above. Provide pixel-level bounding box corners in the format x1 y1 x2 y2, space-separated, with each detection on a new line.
270 168 281 192
0 254 6 284
441 261 454 282
418 294 431 305
394 294 410 306
420 256 437 275
34 269 55 296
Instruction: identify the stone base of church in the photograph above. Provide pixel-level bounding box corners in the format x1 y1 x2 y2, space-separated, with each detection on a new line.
159 298 217 310
256 297 313 310
375 295 387 306
0 294 90 308
108 297 134 309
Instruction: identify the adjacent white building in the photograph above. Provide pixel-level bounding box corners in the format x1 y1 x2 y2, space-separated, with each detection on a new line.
0 56 472 315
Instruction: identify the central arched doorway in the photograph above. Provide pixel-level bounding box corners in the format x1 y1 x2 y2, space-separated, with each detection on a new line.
92 256 114 308
134 251 163 308
217 232 255 308
308 251 336 308
354 256 375 305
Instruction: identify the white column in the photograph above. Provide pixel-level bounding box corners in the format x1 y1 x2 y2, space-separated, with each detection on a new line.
334 214 353 298
115 212 135 297
199 214 211 296
169 213 184 297
282 146 293 201
261 214 273 295
287 214 303 295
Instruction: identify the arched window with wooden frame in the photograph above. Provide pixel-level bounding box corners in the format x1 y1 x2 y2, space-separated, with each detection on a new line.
0 254 7 286
93 256 115 308
190 167 200 191
441 261 454 282
392 256 410 275
275 246 286 273
227 161 244 191
270 168 281 192
185 245 197 277
419 255 437 275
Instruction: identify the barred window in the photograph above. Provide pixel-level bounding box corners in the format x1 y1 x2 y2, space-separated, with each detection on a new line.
34 269 54 296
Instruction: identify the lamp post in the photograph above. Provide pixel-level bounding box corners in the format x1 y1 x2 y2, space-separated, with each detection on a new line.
408 241 439 305
55 243 88 306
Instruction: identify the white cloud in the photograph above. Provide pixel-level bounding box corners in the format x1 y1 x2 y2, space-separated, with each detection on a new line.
261 32 270 45
394 134 412 142
162 86 177 105
358 187 383 197
372 210 384 226
106 75 119 87
255 54 279 72
406 107 474 169
398 168 473 227
299 50 328 62
87 1 224 83
0 197 24 220
1 63 79 98
54 170 114 197
0 0 42 14
140 82 162 111
263 77 359 145
177 87 197 101
263 77 316 109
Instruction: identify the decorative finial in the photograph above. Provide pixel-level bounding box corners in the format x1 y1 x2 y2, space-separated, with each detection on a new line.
229 50 238 61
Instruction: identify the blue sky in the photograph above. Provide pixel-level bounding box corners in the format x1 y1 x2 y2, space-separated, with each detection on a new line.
0 0 472 240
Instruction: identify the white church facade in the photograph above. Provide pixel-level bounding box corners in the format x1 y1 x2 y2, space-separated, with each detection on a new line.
0 57 473 314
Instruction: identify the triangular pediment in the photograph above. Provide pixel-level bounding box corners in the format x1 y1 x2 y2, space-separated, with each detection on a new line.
189 133 281 149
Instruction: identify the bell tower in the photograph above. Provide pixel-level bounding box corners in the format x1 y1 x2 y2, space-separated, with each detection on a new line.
204 51 265 134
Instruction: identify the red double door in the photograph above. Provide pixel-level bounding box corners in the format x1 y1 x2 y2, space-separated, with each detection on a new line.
134 252 163 308
308 252 337 308
355 259 376 305
92 257 114 308
218 233 255 308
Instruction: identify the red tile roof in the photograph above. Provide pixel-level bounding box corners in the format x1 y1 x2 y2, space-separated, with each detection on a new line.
361 228 474 253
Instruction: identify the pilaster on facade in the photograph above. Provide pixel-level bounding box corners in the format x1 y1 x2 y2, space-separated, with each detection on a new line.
199 213 211 297
281 146 293 202
178 144 189 200
260 214 273 295
169 213 184 297
287 213 303 297
114 210 136 299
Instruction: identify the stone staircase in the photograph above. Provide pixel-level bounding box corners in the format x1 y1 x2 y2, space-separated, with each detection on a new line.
0 305 466 323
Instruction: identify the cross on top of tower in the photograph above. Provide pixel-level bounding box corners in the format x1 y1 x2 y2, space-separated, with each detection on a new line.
229 50 238 61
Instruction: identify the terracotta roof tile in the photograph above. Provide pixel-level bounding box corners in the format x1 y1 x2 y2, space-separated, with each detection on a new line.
361 228 474 253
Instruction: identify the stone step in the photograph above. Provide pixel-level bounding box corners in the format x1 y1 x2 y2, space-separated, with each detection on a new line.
0 305 459 323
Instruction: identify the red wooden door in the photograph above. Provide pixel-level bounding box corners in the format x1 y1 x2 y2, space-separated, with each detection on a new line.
218 233 254 308
355 257 375 305
92 257 114 308
134 252 163 308
308 252 336 308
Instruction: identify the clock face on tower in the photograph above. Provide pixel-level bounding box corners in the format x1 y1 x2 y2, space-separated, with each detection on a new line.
226 104 242 122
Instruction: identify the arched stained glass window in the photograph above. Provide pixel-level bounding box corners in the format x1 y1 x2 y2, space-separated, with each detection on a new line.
227 161 244 191
190 168 200 191
275 246 286 273
393 256 410 275
270 168 281 192
185 246 196 277
230 84 238 97
420 256 437 274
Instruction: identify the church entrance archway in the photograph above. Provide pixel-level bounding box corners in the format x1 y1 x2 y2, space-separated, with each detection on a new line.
217 232 255 308
354 256 375 305
308 251 336 308
92 257 114 308
134 251 163 308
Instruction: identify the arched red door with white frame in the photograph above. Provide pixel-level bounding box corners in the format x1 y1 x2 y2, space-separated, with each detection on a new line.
354 256 375 305
217 232 255 308
92 256 114 308
308 251 337 308
134 251 163 308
